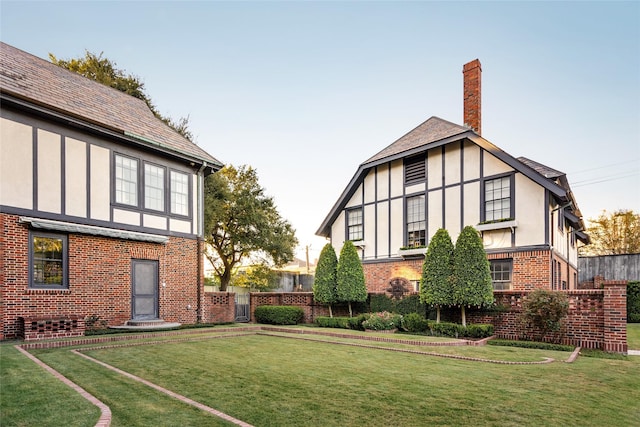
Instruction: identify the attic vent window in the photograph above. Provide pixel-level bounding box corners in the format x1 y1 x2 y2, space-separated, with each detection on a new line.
405 156 426 185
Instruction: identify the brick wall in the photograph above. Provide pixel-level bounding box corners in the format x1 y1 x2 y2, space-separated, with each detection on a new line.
203 292 235 323
1 213 202 339
467 281 627 353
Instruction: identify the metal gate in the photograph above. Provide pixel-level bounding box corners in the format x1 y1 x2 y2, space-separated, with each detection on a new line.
235 293 250 322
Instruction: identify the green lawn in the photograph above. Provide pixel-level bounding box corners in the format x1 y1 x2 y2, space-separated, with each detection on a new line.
2 328 640 426
628 323 640 349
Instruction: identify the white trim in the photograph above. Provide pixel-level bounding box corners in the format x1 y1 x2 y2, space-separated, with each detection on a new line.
475 220 518 232
19 217 169 244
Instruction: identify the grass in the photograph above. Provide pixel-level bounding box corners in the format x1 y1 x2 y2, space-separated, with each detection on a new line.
627 322 640 349
2 327 640 426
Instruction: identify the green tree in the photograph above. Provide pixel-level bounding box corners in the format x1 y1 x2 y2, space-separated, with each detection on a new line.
313 243 339 317
49 51 193 141
203 165 298 291
580 209 640 256
452 226 494 326
520 289 569 342
232 264 279 292
420 228 454 323
336 240 367 317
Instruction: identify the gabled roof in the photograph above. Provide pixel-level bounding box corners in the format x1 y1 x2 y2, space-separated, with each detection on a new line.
0 42 222 169
316 116 584 238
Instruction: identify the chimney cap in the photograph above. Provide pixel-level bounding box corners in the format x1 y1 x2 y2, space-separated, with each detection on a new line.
463 59 482 73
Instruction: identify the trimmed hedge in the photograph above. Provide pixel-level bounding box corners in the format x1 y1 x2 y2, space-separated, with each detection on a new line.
487 339 574 352
628 281 640 323
315 316 350 329
254 306 304 325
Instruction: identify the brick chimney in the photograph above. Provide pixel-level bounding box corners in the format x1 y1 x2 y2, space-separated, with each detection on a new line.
463 59 482 135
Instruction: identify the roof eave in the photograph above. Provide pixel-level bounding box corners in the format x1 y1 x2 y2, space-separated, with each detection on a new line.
1 91 223 170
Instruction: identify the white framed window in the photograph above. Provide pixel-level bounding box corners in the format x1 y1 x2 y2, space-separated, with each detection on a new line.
484 176 512 221
490 259 512 290
144 163 165 211
30 232 67 289
346 208 363 241
406 195 426 247
171 170 189 216
115 154 138 206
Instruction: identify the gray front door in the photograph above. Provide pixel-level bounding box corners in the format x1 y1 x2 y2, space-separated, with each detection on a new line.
131 259 159 320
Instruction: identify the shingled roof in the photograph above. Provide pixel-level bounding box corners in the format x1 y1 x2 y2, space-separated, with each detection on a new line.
363 116 470 165
0 42 222 168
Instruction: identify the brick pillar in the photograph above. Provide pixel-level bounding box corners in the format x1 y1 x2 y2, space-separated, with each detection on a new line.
602 281 628 354
463 59 482 135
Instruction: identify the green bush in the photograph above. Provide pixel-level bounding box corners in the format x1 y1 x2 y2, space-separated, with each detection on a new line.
487 339 574 352
464 324 494 338
254 306 304 325
347 314 368 331
402 313 430 333
428 321 494 338
520 289 569 342
628 281 640 323
315 316 350 329
362 312 402 331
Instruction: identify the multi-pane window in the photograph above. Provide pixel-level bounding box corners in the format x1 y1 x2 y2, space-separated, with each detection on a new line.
144 164 165 211
490 260 512 290
405 156 426 185
171 170 189 216
484 176 511 221
115 155 138 206
31 232 67 288
406 195 426 247
347 208 363 241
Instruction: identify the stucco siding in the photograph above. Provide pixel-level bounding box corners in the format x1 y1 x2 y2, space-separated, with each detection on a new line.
65 137 87 218
364 170 376 204
427 148 442 190
376 165 389 200
90 144 110 221
463 141 480 181
0 117 32 209
345 183 362 208
364 204 376 259
428 189 442 237
515 173 545 247
463 181 480 229
483 151 513 176
113 208 140 226
376 200 389 257
444 144 461 186
390 198 403 255
37 129 61 214
444 186 461 239
389 160 403 197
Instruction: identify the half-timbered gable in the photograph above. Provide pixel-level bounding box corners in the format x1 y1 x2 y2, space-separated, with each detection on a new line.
317 60 589 294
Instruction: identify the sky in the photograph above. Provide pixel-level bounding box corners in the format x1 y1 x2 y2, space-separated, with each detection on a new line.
1 1 639 261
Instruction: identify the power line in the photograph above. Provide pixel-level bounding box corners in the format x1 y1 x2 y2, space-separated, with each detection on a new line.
568 159 640 176
572 171 640 188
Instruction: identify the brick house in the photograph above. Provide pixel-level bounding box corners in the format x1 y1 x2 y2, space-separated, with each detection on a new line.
317 59 590 294
0 42 222 339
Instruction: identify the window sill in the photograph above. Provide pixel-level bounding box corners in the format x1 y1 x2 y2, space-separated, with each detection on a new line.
350 240 366 248
398 247 427 258
475 220 518 232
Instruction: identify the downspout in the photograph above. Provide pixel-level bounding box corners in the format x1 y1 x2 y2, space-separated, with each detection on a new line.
196 162 207 323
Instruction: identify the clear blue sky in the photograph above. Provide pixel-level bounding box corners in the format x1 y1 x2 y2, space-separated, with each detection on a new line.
2 1 639 261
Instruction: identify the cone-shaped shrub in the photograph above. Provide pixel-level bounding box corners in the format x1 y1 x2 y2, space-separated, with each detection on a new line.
313 243 338 317
452 226 494 326
420 228 454 322
336 240 367 317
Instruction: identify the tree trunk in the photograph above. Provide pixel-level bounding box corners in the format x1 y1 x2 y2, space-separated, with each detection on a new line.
348 302 353 318
329 305 333 318
436 306 441 323
219 268 232 292
461 306 466 327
